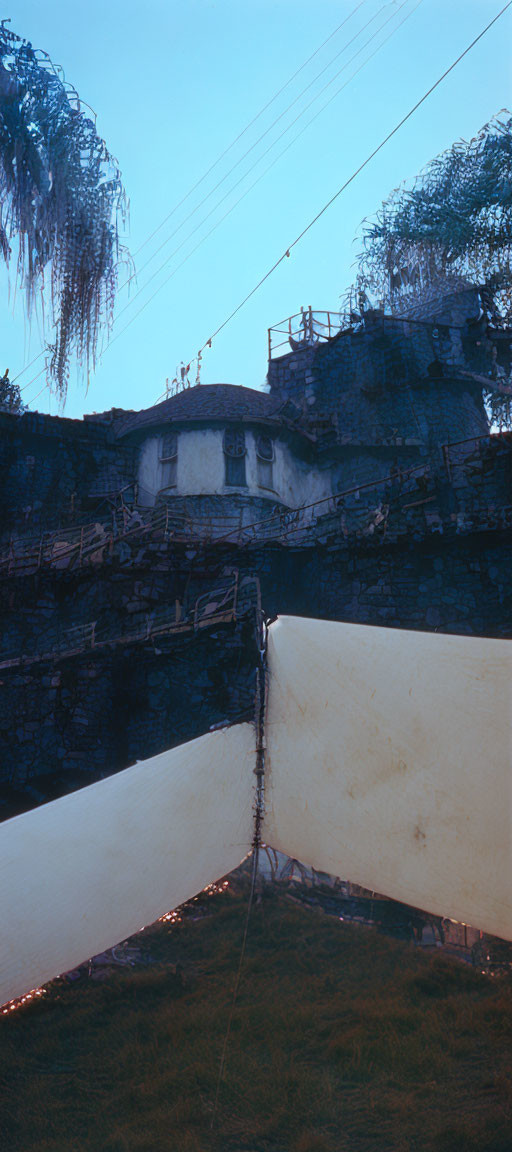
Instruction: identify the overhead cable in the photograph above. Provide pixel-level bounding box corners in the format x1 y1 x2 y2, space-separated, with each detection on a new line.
133 0 370 258
106 0 419 357
194 1 512 359
118 0 407 311
24 379 50 407
11 351 45 386
125 0 394 291
21 364 47 395
21 1 512 403
13 1 377 390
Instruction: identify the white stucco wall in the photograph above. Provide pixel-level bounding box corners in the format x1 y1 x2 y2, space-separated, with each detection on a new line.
137 426 333 510
268 437 331 510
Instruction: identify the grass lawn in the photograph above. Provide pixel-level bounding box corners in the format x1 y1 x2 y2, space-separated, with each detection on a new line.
1 881 512 1152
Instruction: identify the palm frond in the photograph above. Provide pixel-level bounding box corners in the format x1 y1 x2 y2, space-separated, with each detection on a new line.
355 111 512 328
0 21 130 398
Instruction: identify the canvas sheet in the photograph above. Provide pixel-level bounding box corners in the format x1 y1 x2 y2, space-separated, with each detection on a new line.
0 723 255 1005
2 616 511 1004
264 616 512 941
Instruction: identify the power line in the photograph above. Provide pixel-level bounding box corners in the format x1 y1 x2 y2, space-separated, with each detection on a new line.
133 0 370 258
11 351 44 386
12 2 379 389
125 0 393 292
17 0 512 400
22 364 47 395
24 378 50 408
106 0 417 352
195 1 512 359
118 0 404 311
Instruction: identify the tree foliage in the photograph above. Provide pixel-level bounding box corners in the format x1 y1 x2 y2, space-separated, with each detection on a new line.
0 21 129 398
0 368 23 413
356 112 512 326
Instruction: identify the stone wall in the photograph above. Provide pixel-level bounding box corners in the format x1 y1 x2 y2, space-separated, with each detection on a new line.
1 495 510 820
0 409 135 535
268 311 491 461
0 587 259 818
0 297 510 820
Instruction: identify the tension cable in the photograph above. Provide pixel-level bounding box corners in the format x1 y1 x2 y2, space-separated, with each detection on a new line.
210 609 269 1130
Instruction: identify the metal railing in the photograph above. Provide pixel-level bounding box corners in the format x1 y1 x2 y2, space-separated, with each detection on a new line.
442 430 512 485
268 308 345 359
267 305 508 379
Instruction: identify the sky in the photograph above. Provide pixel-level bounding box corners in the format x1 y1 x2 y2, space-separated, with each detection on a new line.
2 0 511 419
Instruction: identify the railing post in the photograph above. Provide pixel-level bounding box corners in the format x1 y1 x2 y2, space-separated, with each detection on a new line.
442 443 453 484
232 570 239 620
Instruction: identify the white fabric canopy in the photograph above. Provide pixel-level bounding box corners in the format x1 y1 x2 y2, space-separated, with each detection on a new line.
1 616 511 1005
0 723 255 1005
265 617 512 941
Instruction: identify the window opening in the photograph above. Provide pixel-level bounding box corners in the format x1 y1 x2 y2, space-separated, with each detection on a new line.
223 428 247 487
159 430 178 489
256 434 275 490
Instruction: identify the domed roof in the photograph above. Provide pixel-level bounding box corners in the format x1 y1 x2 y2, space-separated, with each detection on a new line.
113 383 282 439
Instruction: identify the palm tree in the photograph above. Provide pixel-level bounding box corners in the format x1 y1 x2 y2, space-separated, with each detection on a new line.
355 112 512 425
0 20 129 400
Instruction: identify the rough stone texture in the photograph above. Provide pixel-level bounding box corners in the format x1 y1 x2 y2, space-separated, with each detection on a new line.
0 409 135 533
0 287 511 817
267 310 490 456
0 613 257 818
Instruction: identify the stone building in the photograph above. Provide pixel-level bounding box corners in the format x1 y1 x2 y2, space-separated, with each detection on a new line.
0 284 511 818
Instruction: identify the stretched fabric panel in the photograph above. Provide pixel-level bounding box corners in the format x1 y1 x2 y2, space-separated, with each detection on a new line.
0 724 255 1005
265 617 512 941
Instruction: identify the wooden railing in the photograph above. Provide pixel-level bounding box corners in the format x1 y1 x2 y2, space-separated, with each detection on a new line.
0 465 438 576
0 573 260 670
6 447 510 577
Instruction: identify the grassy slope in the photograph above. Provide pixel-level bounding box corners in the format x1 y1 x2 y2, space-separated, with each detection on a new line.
1 884 512 1152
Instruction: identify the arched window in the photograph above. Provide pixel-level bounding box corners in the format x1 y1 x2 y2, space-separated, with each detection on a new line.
256 433 275 490
223 428 247 487
159 430 178 489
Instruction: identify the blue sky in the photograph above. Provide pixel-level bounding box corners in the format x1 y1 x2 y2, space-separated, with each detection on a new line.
2 0 512 418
